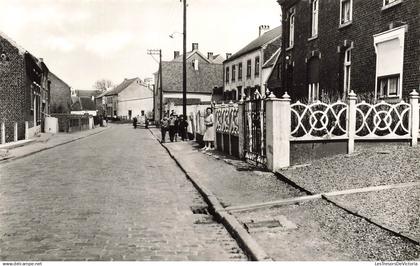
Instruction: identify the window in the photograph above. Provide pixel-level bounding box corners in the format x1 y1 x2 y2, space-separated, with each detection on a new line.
383 0 402 8
378 75 400 97
340 0 352 25
343 47 352 95
232 65 236 82
238 63 243 81
307 56 320 102
373 26 405 99
225 67 230 83
255 57 260 77
246 60 252 78
288 8 295 48
311 0 319 37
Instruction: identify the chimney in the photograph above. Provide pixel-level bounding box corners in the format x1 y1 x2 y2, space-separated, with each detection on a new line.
226 53 232 59
207 52 214 60
174 51 180 59
192 43 199 51
259 25 270 36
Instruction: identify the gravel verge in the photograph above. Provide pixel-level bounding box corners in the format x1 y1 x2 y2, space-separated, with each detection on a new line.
329 186 420 242
279 143 420 193
233 199 420 261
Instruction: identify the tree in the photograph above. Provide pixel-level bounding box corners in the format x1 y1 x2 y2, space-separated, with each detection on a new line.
93 79 114 92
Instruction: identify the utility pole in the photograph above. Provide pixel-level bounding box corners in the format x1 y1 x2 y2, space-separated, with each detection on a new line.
147 49 163 122
182 0 187 119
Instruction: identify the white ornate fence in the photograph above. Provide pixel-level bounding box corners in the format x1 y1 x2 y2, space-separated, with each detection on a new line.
290 91 417 144
213 90 419 171
215 103 239 137
214 102 242 157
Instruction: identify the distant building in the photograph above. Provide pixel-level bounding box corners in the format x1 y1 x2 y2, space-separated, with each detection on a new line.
223 25 282 101
49 72 72 114
154 43 224 120
71 90 101 116
0 31 50 142
101 77 153 120
276 0 420 102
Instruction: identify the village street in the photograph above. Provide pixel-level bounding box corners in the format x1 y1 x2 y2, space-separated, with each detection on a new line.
0 125 246 261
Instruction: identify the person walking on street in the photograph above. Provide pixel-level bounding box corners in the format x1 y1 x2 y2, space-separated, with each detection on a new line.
133 116 138 129
202 107 215 151
168 114 177 142
179 115 189 141
161 114 169 143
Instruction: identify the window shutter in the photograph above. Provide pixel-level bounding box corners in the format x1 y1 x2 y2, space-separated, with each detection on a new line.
375 38 402 77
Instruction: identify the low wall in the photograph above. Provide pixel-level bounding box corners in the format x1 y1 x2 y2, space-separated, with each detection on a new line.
290 140 347 166
51 113 91 133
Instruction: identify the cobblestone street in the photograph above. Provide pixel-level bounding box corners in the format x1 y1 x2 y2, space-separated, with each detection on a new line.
0 125 247 261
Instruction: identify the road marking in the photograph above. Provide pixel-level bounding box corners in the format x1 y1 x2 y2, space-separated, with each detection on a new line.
227 181 420 213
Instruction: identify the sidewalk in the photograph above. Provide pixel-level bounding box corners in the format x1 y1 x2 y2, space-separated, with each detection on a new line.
149 127 420 260
0 126 109 163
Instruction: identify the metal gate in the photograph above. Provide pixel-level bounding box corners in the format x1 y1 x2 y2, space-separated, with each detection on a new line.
244 93 266 167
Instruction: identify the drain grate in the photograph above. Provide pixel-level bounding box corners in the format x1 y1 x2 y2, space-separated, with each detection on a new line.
191 206 209 215
244 216 297 233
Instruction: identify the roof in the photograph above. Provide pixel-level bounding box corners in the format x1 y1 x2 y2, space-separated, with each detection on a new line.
164 98 202 105
225 26 282 63
76 90 102 98
95 90 108 99
79 97 96 111
105 77 140 96
210 54 225 64
160 61 223 94
172 50 212 64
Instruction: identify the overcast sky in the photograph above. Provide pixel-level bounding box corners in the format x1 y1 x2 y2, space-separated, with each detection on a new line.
0 0 281 90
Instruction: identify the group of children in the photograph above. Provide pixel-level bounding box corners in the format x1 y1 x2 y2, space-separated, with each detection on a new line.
160 111 189 143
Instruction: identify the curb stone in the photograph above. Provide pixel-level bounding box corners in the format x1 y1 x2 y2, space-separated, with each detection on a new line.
148 128 272 261
275 171 420 246
0 127 109 164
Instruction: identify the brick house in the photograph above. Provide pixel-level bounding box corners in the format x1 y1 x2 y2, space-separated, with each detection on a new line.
0 31 50 142
154 43 224 121
49 72 72 114
274 0 420 102
223 25 282 101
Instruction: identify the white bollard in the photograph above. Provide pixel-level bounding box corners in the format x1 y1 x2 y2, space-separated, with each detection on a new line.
1 122 5 144
347 90 357 154
14 122 18 142
410 90 419 146
25 121 29 140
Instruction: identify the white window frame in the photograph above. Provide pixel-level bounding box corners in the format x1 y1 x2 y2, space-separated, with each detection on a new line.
339 0 353 26
343 47 352 95
311 0 319 37
383 0 403 9
373 25 406 100
288 8 295 48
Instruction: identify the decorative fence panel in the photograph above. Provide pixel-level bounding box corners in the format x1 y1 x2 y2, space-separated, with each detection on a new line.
215 103 240 157
290 98 416 143
291 101 348 141
355 101 411 139
244 94 266 166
